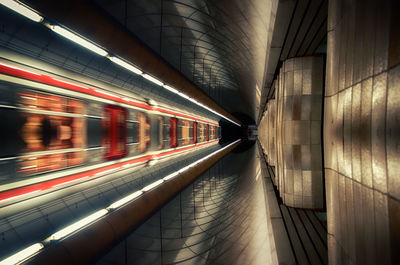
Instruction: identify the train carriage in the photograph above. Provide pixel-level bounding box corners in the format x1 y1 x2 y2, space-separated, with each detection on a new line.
0 61 220 185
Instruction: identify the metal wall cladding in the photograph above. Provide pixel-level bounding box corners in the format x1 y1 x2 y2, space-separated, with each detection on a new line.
275 55 324 210
324 0 399 264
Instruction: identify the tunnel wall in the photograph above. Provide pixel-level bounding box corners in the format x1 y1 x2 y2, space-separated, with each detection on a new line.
275 56 324 210
324 0 400 264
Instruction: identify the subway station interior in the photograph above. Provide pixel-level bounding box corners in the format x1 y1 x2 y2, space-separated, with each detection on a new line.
0 0 398 264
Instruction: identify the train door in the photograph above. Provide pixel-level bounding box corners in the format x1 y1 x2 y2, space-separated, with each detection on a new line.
104 105 127 160
193 122 197 144
170 117 178 148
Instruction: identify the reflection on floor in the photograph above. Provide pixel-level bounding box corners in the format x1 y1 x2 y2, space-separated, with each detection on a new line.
97 146 278 265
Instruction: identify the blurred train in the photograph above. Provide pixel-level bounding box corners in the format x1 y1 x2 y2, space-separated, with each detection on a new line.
0 61 220 183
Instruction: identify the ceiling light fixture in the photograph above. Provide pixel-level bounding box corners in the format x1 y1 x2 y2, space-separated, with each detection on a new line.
162 84 179 94
0 0 43 22
108 190 143 210
162 84 240 126
45 209 108 241
141 179 164 192
48 25 108 57
0 243 43 265
142 74 164 86
108 56 143 75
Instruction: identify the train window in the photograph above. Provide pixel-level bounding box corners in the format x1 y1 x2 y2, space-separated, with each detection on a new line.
17 91 86 175
193 122 197 144
170 118 178 148
19 91 86 153
138 112 150 153
180 120 190 146
210 126 216 140
198 123 205 142
206 124 209 141
104 105 127 160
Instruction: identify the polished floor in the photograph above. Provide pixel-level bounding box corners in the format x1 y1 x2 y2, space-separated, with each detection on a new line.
97 145 278 265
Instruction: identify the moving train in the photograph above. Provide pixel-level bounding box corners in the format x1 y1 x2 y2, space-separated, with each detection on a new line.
0 61 220 184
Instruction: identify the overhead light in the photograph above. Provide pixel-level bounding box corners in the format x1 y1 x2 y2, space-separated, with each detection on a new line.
108 190 143 210
108 56 142 75
45 209 108 241
162 84 240 126
142 179 164 192
177 165 192 173
187 97 199 104
0 0 43 22
163 84 179 94
49 25 108 57
177 92 191 100
142 74 163 86
0 243 43 265
163 172 179 181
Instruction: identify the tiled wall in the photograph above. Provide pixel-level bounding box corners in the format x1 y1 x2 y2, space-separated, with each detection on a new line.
275 56 324 209
325 0 399 263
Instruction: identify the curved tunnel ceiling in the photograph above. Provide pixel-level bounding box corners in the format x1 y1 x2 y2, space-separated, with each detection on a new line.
93 0 277 121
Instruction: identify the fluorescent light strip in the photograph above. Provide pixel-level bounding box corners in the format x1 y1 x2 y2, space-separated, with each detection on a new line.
108 190 143 210
46 209 108 241
163 84 179 94
49 25 108 57
162 172 179 181
0 0 43 22
141 179 164 192
162 84 240 126
142 74 164 86
109 56 142 75
177 165 192 173
0 243 43 265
